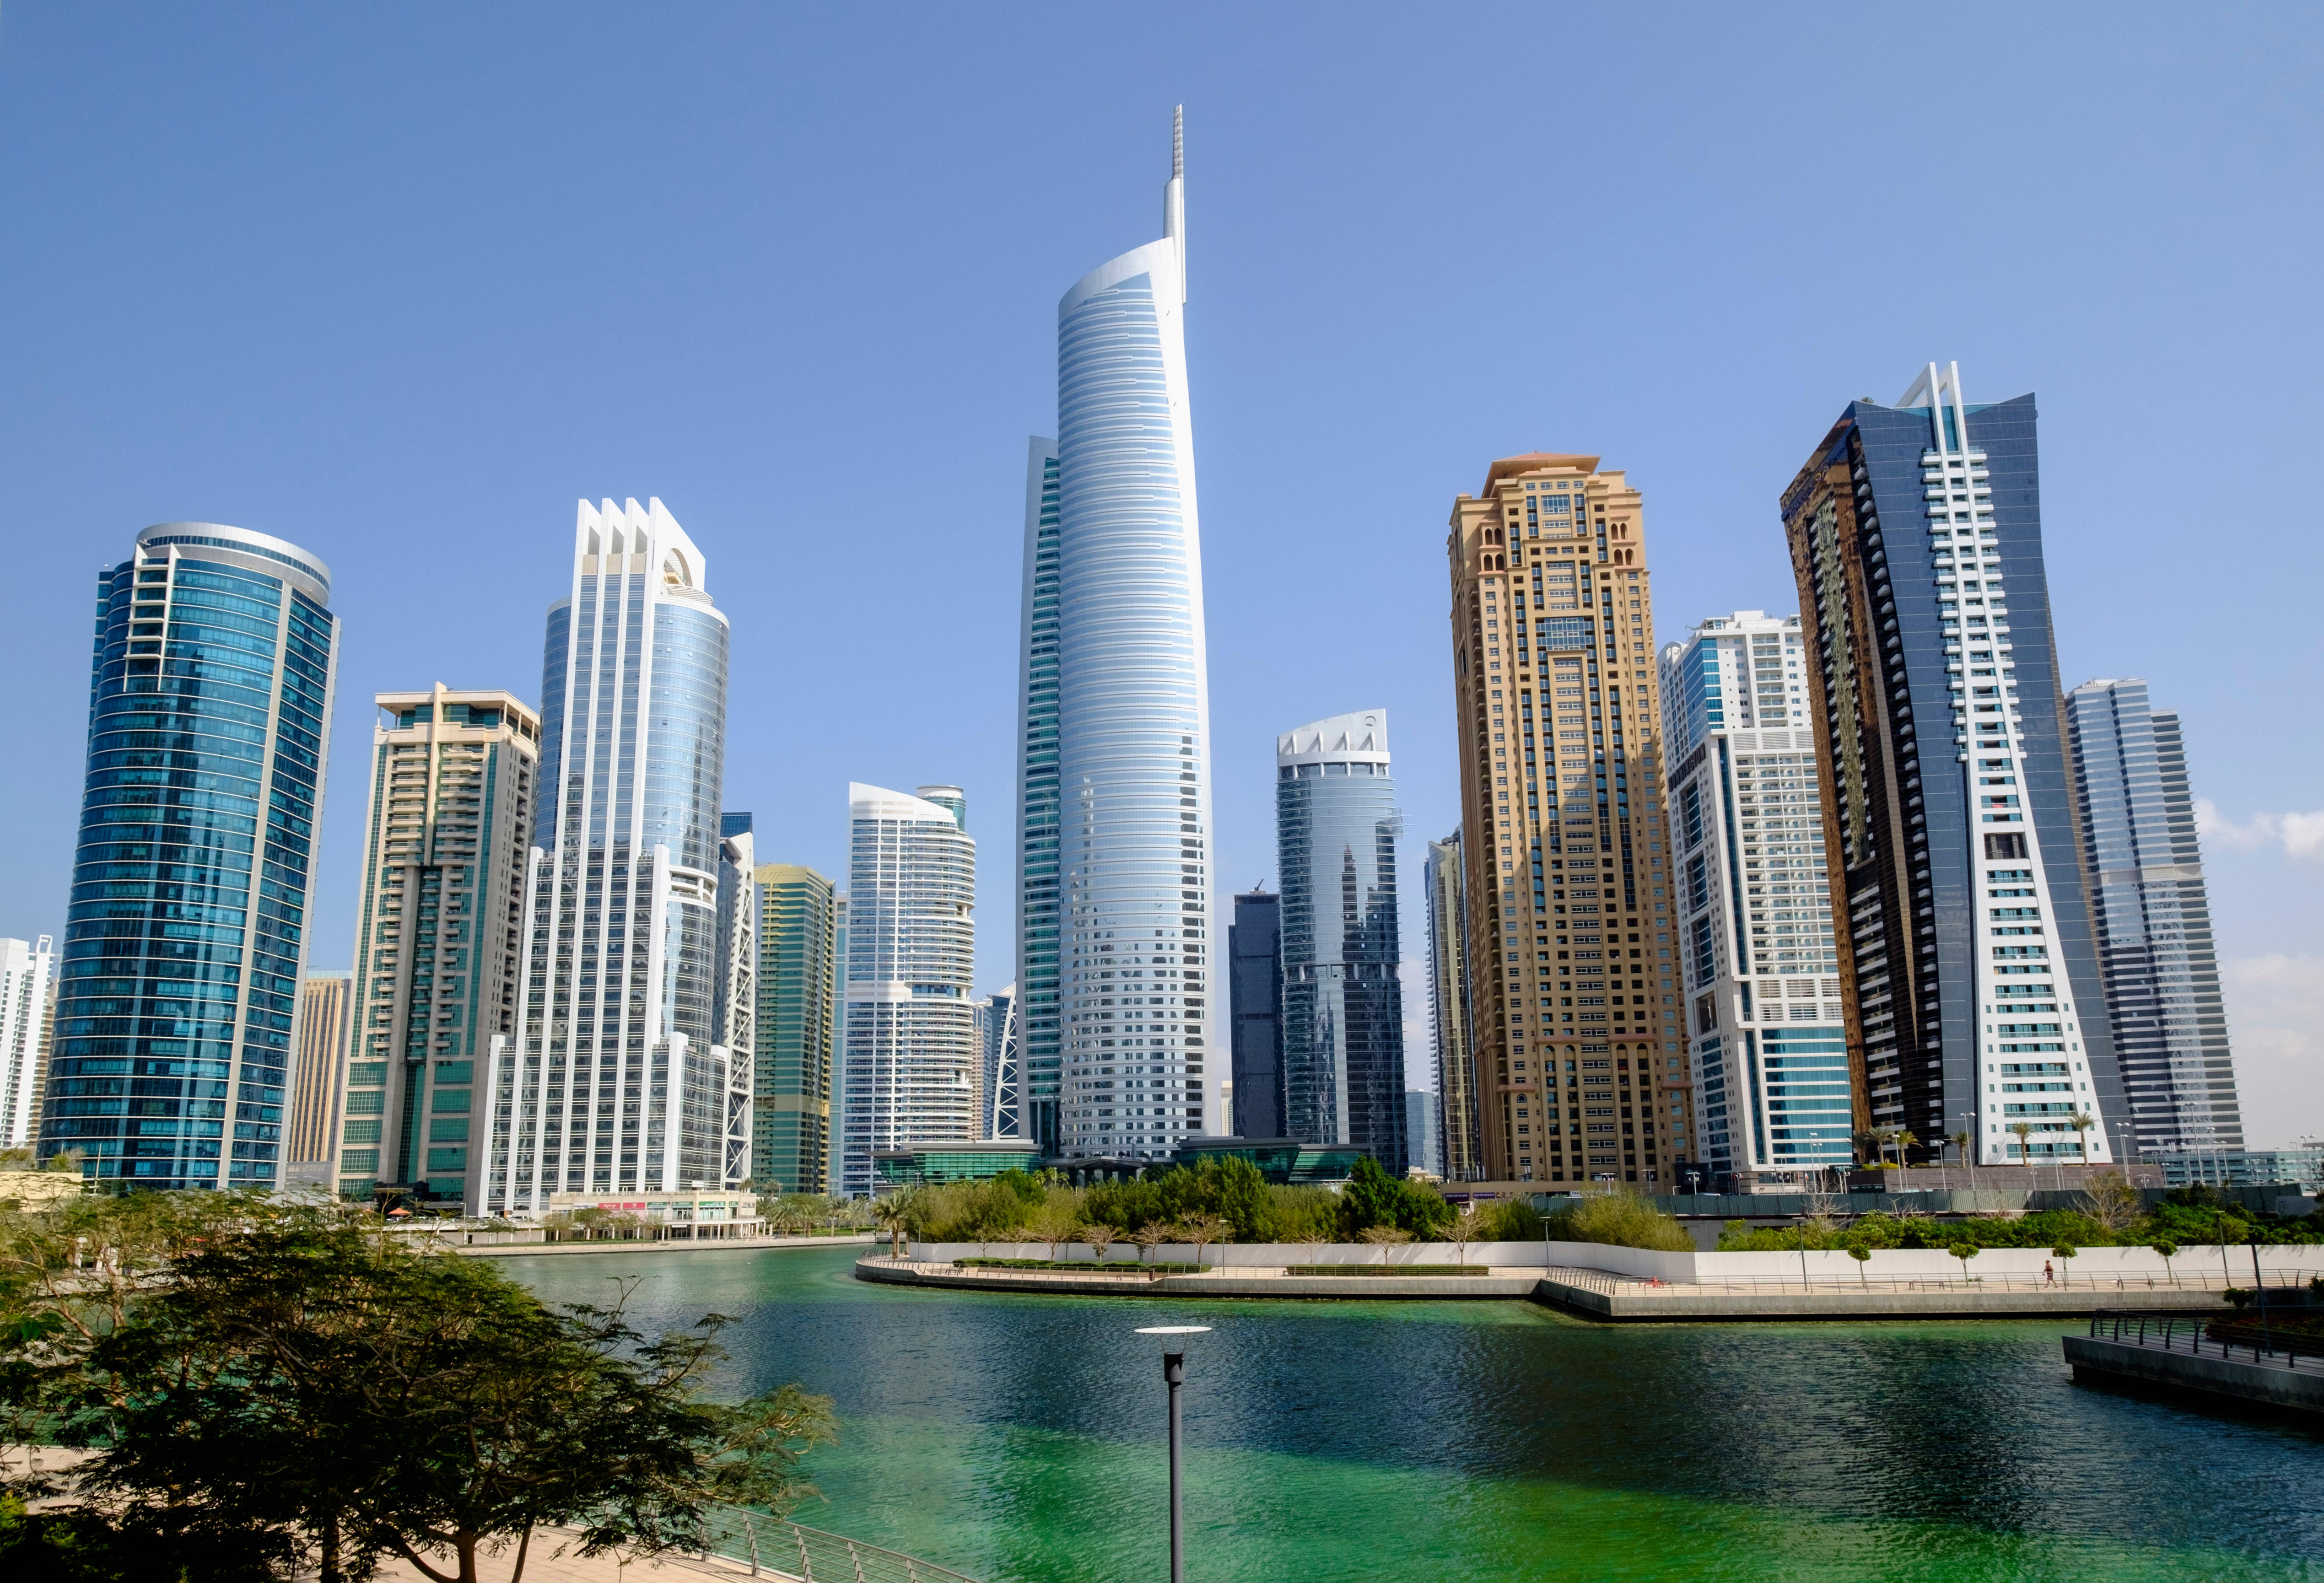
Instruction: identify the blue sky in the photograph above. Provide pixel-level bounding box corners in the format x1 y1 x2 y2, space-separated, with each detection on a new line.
3 5 2318 1143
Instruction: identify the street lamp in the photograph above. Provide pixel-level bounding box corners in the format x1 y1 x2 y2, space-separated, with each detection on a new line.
1135 1325 1211 1583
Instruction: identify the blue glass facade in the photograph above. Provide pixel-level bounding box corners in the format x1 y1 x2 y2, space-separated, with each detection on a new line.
44 525 337 1189
1784 375 2124 1163
1014 440 1063 1149
1276 715 1407 1173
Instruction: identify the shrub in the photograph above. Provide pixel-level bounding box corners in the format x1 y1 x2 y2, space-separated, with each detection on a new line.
1551 1190 1693 1252
1477 1198 1543 1242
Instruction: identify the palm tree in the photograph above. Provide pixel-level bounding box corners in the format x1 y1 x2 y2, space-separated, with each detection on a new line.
872 1192 916 1260
1950 1130 1976 1193
2008 1120 2036 1176
2067 1111 2097 1172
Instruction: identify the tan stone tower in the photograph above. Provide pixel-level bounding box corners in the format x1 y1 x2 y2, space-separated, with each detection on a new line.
1445 456 1692 1186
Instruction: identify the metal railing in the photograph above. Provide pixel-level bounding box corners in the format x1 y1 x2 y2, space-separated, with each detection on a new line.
692 1503 984 1583
2087 1309 2324 1373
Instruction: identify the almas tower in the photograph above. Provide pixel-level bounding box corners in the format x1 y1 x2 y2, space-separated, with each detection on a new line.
1021 108 1218 1161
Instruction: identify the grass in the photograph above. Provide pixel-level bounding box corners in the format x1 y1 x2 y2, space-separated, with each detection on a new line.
1295 1264 1492 1277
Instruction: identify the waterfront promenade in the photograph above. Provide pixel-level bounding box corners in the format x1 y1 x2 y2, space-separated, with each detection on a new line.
859 1238 2324 1320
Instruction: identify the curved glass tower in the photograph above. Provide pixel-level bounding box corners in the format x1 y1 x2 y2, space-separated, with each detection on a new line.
1052 108 1218 1161
487 497 741 1211
1276 711 1407 1172
44 523 339 1189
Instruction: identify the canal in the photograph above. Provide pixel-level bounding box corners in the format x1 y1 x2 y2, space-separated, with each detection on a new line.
507 1244 2324 1582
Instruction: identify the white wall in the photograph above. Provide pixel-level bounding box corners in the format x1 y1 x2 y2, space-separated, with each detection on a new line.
903 1238 2324 1284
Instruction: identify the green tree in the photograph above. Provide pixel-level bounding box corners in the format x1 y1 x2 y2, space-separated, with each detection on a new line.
1947 1240 1980 1282
1846 1242 1872 1288
1213 1157 1276 1243
2051 1242 2077 1287
871 1192 916 1259
1337 1156 1452 1239
2152 1238 2180 1287
4 1203 835 1583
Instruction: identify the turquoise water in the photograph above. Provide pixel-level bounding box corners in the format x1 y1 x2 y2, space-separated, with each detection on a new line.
506 1245 2324 1582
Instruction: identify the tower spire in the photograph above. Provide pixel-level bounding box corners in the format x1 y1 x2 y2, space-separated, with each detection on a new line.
1163 104 1186 303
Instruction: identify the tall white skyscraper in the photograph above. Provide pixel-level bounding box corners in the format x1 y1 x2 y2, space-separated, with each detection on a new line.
486 498 745 1212
1660 612 1854 1190
1 936 56 1148
1037 107 1218 1162
840 784 977 1197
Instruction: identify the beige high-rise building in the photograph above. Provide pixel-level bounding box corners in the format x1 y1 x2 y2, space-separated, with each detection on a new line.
286 972 355 1174
1445 455 1691 1186
339 685 539 1207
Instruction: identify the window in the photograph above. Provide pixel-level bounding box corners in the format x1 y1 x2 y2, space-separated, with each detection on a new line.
1984 833 2027 860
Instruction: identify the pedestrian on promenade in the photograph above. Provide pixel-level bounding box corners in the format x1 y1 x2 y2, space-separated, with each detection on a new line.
2043 1260 2055 1286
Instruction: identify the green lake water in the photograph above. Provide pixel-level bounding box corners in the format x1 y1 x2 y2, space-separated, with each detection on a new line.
506 1244 2324 1583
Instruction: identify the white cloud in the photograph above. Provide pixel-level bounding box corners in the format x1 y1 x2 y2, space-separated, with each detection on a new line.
2220 954 2324 1148
2196 799 2324 859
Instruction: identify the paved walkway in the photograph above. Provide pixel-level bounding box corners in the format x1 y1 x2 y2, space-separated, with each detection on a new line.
460 1233 874 1260
365 1531 779 1583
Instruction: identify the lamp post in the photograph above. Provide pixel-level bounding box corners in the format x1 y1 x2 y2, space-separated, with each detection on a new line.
1135 1325 1211 1583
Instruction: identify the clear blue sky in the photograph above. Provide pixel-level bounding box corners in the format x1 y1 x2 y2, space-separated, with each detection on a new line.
3 5 2318 1142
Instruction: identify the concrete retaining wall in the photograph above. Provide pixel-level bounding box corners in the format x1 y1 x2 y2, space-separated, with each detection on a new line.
2065 1334 2324 1415
904 1238 2324 1288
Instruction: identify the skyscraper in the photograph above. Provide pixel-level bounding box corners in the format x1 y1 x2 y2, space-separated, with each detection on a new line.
2065 678 2243 1153
1659 612 1854 1190
285 970 353 1180
1445 458 1688 1186
753 862 839 1194
1424 833 1480 1181
44 523 339 1189
1014 439 1064 1155
1040 108 1218 1163
340 686 540 1207
840 783 977 1197
487 498 744 1212
1 936 56 1149
1783 365 2124 1167
1405 1091 1443 1177
712 822 757 1190
1228 889 1282 1139
1277 711 1407 1172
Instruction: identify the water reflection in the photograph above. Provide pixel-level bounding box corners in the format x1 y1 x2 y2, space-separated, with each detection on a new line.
508 1246 2324 1582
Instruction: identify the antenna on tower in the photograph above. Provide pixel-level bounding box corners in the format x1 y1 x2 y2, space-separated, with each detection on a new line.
1163 104 1186 303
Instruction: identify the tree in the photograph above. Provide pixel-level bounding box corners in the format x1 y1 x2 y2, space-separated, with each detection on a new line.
1949 1130 1976 1190
3 1203 836 1583
1295 1224 1334 1271
1447 1202 1485 1270
871 1193 916 1260
1358 1225 1413 1265
2008 1121 2036 1171
2079 1173 2142 1234
1131 1221 1171 1267
1893 1129 1920 1177
1177 1214 1229 1271
1846 1242 1872 1288
1947 1240 1980 1282
2051 1242 2077 1288
1027 1201 1079 1265
1080 1222 1119 1266
1213 1157 1276 1243
2152 1238 2180 1287
2067 1111 2097 1168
